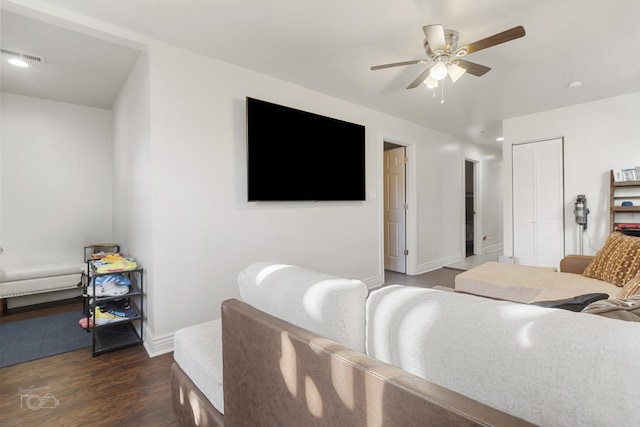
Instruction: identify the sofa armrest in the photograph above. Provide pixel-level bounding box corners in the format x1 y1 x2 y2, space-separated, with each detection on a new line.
221 298 532 427
560 255 594 274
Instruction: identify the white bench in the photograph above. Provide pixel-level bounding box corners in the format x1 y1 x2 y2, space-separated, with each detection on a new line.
0 263 85 315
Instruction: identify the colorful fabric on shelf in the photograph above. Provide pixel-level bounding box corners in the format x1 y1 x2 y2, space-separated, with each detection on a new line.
94 308 126 325
95 274 131 287
87 275 130 297
92 254 137 273
94 300 137 325
97 299 136 319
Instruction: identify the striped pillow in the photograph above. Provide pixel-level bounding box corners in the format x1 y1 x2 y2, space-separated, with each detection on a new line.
583 232 640 287
617 272 640 299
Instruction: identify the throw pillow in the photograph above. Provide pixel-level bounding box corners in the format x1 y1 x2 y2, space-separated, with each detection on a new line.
617 271 640 299
582 294 640 322
583 232 640 287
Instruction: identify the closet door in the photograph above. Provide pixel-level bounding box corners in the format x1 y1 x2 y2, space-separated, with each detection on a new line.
512 138 564 267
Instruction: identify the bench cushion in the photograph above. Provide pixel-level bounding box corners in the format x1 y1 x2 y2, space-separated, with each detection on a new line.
173 319 223 414
0 263 85 298
0 263 85 282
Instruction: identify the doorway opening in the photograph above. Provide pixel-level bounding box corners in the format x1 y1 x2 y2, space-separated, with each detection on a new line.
383 142 406 273
465 159 477 257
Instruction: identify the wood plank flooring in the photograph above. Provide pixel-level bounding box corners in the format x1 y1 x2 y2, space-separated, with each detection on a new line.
0 302 178 426
382 267 460 289
381 252 499 290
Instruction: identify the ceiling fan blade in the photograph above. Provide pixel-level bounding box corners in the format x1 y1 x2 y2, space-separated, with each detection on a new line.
423 24 446 51
406 67 433 89
459 25 525 55
371 59 426 71
453 59 491 76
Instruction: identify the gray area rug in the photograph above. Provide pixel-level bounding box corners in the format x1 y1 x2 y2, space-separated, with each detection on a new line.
0 311 91 368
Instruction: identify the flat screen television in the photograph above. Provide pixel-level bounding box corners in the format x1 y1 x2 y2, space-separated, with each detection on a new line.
246 97 366 201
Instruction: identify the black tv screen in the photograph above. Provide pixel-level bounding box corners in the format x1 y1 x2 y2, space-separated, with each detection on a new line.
246 97 366 201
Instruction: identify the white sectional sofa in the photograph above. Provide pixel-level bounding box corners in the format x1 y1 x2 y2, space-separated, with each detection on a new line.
172 262 640 426
367 285 640 426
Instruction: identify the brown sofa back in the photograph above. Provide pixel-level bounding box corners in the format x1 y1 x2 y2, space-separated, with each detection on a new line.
559 254 594 274
221 299 532 427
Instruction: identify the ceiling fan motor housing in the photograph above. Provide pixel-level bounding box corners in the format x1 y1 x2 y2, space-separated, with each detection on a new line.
424 29 460 58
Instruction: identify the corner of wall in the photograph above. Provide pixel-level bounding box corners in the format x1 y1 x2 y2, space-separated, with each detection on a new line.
143 327 174 358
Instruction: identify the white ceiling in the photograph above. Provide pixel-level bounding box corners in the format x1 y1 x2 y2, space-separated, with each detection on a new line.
0 10 142 109
2 0 640 146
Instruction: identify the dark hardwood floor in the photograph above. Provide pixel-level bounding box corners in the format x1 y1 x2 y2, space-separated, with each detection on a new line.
0 302 178 426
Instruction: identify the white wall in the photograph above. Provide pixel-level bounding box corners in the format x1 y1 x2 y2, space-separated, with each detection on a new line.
111 53 153 343
413 140 503 271
480 150 503 252
0 4 504 355
0 93 113 268
146 43 382 344
503 91 640 257
141 43 503 352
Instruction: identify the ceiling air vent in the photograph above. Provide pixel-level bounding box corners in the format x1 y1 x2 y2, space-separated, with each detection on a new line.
1 47 46 64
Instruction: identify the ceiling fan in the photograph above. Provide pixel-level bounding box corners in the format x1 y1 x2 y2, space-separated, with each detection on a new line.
371 25 525 90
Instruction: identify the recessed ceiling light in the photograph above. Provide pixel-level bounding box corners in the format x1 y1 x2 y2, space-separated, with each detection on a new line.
8 58 29 67
568 81 583 89
496 137 504 142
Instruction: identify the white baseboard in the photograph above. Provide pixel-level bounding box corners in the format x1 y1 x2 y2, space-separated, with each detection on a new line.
362 273 383 289
143 327 174 357
482 243 504 254
417 253 465 275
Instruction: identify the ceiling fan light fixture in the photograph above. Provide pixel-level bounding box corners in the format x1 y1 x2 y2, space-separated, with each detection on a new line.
430 61 448 81
448 63 466 83
423 75 438 89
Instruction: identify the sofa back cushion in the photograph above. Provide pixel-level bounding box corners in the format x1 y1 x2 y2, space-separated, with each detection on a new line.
583 232 640 286
237 262 367 352
366 285 640 426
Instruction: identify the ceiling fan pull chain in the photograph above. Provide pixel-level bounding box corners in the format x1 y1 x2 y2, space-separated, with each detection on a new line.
441 82 445 104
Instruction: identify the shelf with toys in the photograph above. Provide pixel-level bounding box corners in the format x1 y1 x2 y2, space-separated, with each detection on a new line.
82 244 144 356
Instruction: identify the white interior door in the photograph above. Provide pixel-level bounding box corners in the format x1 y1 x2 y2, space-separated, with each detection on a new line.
512 138 564 267
384 146 406 273
513 143 537 265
